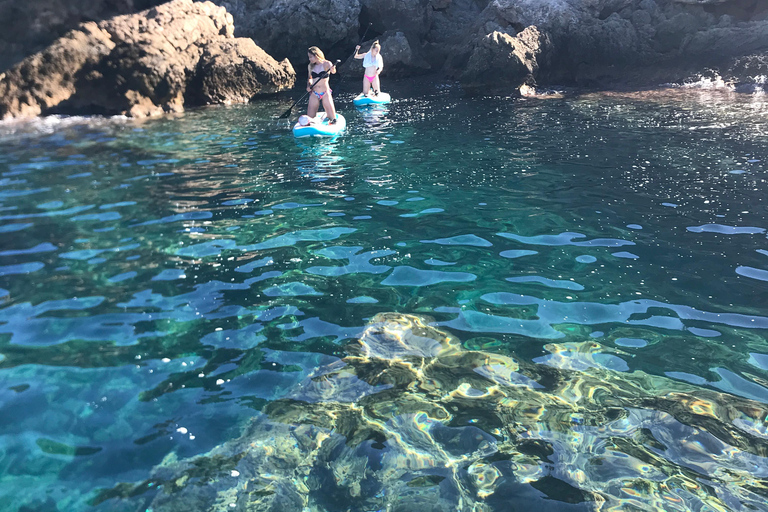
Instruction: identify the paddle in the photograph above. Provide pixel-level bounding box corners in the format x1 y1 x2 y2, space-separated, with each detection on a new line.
277 62 338 119
277 24 372 120
350 23 372 64
338 23 372 87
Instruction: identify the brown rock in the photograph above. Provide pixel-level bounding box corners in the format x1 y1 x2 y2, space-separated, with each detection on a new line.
0 22 115 119
0 0 168 73
191 38 297 104
0 0 295 120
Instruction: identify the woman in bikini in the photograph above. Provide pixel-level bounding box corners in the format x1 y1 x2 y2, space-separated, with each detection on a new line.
306 46 338 124
353 41 383 96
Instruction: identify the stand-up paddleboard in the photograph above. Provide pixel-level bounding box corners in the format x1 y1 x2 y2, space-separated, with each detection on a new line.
353 92 391 106
293 113 346 138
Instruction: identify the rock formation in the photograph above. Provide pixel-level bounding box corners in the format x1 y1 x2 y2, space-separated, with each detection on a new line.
93 313 768 511
216 0 362 67
0 0 168 72
2 0 767 104
0 0 295 119
460 26 552 94
211 0 768 93
445 0 768 92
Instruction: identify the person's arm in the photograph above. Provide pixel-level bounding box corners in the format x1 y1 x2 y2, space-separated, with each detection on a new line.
326 60 337 74
376 55 383 75
353 45 364 59
307 64 313 91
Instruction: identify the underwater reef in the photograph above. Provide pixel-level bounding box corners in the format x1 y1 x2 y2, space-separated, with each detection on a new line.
96 312 768 511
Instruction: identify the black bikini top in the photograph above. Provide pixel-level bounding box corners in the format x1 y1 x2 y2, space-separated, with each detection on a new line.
310 68 328 78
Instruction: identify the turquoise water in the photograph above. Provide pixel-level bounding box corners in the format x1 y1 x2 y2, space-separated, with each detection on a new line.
1 81 768 511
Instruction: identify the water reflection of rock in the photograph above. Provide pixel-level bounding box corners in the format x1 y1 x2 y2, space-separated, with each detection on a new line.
100 313 768 511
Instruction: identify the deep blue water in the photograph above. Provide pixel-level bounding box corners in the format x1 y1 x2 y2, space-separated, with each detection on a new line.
1 81 767 511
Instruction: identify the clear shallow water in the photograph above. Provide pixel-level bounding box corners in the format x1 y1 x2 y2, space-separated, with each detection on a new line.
0 81 767 511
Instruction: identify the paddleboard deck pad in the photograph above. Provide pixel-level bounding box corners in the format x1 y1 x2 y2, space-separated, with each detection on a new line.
293 113 346 138
353 92 391 106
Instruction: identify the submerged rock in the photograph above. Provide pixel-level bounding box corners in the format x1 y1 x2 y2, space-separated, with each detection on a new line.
98 313 768 511
0 0 295 120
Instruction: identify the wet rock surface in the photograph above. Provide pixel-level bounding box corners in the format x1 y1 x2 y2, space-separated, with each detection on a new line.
0 0 295 119
96 313 768 512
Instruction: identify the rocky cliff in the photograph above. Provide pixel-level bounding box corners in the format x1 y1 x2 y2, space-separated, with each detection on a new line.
1 0 766 112
0 0 167 72
0 0 295 119
214 0 768 92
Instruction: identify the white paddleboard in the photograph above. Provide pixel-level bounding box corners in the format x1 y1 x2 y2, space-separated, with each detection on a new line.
353 92 391 106
293 113 346 138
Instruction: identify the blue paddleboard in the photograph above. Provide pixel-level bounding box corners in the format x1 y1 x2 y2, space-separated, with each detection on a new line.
293 113 346 138
353 92 391 106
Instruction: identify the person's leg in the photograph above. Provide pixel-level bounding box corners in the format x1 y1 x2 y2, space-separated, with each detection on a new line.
307 94 319 117
362 76 370 95
323 93 337 122
373 75 381 95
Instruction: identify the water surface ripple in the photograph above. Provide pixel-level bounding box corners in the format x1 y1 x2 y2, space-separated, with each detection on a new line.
0 83 767 511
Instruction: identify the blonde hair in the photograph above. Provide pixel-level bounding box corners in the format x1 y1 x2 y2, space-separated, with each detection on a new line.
307 46 325 61
371 40 381 51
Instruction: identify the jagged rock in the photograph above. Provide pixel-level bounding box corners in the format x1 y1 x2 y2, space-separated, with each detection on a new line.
372 31 431 76
681 22 768 60
674 0 730 4
215 0 361 68
361 0 433 40
728 52 768 78
723 52 768 92
3 0 768 98
0 0 167 73
422 0 486 73
0 0 295 119
338 30 430 79
430 0 451 10
94 313 768 511
460 26 552 94
0 22 116 119
191 38 298 106
447 0 768 89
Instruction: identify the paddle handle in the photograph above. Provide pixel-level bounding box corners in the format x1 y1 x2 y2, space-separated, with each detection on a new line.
278 23 371 119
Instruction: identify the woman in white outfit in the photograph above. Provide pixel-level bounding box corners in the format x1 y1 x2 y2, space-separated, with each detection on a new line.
353 41 383 96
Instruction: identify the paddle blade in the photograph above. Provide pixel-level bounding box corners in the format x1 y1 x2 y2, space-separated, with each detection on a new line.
278 106 292 119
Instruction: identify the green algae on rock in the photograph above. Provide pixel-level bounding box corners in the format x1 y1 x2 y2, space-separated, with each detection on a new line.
96 313 768 512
